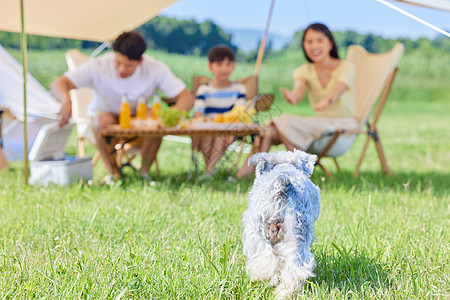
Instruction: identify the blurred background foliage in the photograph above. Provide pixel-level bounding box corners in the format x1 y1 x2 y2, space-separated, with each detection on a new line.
1 16 448 62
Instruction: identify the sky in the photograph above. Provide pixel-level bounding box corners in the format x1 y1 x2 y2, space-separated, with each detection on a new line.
160 0 450 39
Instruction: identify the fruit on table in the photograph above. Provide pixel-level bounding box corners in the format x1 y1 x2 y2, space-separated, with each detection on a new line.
222 105 256 123
214 114 224 123
224 114 236 123
158 107 187 127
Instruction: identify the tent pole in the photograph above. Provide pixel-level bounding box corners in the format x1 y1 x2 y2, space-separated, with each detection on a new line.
376 0 450 37
90 41 111 57
254 0 276 76
20 0 29 185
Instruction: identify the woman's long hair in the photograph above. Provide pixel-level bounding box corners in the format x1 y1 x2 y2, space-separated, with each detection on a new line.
301 23 339 62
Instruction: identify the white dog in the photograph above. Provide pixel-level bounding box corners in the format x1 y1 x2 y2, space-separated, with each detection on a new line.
242 150 320 299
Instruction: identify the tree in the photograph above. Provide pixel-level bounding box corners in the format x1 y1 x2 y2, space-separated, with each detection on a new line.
137 16 236 56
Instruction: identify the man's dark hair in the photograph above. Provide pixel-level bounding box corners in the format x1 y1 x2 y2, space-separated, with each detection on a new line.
113 31 147 60
302 23 339 63
208 45 235 63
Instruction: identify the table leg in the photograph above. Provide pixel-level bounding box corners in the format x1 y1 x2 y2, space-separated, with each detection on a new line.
104 136 121 177
0 147 8 171
252 135 262 153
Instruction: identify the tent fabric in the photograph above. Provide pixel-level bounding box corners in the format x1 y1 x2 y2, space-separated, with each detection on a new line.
0 44 61 161
391 0 450 12
0 0 446 43
0 0 179 42
378 0 450 37
0 44 60 121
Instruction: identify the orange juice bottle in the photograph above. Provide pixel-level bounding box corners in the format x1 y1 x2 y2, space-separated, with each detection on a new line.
136 96 147 120
119 95 131 129
151 95 162 120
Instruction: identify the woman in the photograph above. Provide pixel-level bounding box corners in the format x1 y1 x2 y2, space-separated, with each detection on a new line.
237 23 357 178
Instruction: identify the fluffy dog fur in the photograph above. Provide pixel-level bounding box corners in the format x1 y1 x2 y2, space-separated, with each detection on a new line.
242 150 320 299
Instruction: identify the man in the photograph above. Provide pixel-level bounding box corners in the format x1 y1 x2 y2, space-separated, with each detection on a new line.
50 31 193 182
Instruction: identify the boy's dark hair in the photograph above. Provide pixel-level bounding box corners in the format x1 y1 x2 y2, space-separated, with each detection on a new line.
113 31 147 61
208 45 235 63
302 23 339 63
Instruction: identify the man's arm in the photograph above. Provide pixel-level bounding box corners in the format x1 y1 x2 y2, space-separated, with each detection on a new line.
172 88 194 111
50 75 76 127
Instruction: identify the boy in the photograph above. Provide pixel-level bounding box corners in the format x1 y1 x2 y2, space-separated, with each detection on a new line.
192 45 247 177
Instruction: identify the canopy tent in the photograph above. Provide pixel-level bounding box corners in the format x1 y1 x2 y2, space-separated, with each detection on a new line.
391 0 450 11
0 0 180 42
0 45 60 121
376 0 450 37
0 44 61 160
1 0 447 42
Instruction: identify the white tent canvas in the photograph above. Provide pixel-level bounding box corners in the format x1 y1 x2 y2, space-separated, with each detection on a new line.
0 44 61 161
0 0 179 42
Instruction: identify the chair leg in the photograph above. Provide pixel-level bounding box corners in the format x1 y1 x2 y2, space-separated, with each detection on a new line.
116 148 124 169
234 140 246 168
333 158 341 173
91 151 101 167
154 159 160 175
78 136 86 158
354 135 371 177
354 130 391 177
188 149 199 178
316 161 332 177
0 147 8 171
252 135 261 153
315 132 341 177
372 130 391 176
124 154 137 170
316 132 341 160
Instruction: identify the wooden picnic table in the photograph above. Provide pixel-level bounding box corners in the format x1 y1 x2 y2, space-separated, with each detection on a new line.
102 122 263 138
101 121 264 174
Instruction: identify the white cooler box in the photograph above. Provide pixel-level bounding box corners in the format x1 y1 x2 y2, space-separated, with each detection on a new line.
28 123 92 186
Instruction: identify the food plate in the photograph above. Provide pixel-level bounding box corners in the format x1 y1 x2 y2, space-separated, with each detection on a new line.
131 119 159 128
190 121 216 130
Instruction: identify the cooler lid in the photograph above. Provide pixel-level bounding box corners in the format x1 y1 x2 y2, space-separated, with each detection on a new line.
29 122 74 161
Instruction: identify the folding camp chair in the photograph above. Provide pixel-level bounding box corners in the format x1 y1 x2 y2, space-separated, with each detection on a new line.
307 43 404 176
190 75 273 174
65 49 159 174
65 49 100 165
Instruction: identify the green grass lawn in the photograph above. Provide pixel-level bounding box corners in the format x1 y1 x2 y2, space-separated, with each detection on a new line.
0 47 449 298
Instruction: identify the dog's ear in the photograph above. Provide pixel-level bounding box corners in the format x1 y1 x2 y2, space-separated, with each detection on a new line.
293 150 317 177
249 153 273 177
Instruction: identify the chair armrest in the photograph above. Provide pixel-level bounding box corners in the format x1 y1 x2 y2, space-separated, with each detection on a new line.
251 94 274 112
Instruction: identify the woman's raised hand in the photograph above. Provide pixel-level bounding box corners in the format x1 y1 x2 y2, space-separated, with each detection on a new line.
280 87 297 105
